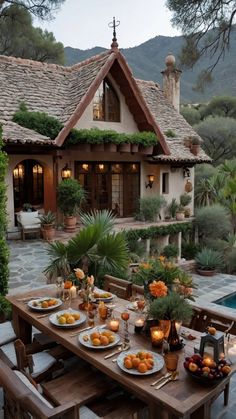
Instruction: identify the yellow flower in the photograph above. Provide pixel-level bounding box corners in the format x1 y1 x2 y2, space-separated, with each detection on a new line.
74 268 85 280
149 280 168 298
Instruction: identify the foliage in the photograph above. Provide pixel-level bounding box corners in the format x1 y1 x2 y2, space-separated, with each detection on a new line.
181 241 201 260
136 196 166 222
167 198 179 219
194 178 217 207
0 296 12 320
0 125 9 295
57 179 86 217
125 222 192 241
13 105 63 139
38 211 56 225
201 96 236 119
0 5 64 63
180 193 192 207
149 292 193 322
195 248 224 271
162 244 179 259
44 210 129 282
195 116 236 164
164 129 176 138
181 106 201 126
0 0 65 20
195 205 231 242
126 238 146 262
167 0 236 82
80 210 115 235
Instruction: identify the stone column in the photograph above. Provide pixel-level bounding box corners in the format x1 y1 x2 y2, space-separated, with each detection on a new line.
161 53 182 113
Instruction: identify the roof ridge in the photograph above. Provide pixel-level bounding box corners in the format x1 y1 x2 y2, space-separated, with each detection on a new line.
0 49 113 73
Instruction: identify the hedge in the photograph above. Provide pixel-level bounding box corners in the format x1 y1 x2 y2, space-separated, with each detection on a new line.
125 222 192 241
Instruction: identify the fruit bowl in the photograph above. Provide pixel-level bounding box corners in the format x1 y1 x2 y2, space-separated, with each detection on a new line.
184 354 231 386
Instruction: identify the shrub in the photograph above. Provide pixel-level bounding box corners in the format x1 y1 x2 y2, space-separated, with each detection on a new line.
0 295 12 320
167 198 179 219
0 125 9 295
136 196 166 222
180 193 192 207
162 244 179 259
195 248 224 271
195 205 231 242
57 179 86 216
181 242 201 260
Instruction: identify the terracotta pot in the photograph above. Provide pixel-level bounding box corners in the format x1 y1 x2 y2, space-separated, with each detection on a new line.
139 145 154 155
119 143 131 153
131 144 139 153
64 216 77 232
197 268 216 277
104 143 117 152
91 143 104 152
41 227 55 241
190 144 200 156
176 211 185 221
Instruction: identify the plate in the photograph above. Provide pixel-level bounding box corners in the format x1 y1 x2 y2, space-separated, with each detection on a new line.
27 297 62 312
92 288 114 302
117 350 164 376
78 327 120 349
49 309 86 328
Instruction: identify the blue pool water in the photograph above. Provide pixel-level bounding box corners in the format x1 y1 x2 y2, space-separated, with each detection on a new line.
214 292 236 309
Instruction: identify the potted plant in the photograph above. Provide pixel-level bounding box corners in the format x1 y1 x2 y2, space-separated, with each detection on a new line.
135 196 166 222
0 296 12 323
167 198 179 220
180 193 192 218
190 136 201 156
38 211 56 241
57 179 86 232
176 204 185 221
195 248 224 276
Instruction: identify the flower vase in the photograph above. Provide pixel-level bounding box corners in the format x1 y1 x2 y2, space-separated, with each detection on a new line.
168 320 183 351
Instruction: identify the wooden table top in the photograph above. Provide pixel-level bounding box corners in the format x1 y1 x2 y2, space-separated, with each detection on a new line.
7 287 235 419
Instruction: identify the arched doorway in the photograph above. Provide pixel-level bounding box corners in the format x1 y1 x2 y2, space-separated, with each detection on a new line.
13 159 44 212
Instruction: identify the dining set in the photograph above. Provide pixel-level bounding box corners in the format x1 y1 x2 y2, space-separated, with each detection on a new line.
2 283 236 419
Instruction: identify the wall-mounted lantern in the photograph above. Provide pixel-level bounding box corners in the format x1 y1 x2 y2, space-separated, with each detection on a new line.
145 174 155 189
183 167 191 178
61 163 72 180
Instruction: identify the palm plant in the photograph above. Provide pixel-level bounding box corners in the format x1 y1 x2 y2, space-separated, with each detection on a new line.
44 210 129 281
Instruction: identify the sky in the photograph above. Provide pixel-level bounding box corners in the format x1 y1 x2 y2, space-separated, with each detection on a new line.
36 0 181 50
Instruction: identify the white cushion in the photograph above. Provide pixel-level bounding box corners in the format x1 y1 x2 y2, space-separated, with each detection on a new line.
0 321 16 345
23 223 41 230
31 351 56 378
18 211 40 227
1 342 17 366
14 370 53 408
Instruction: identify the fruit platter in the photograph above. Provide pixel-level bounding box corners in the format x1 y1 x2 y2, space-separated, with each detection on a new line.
184 354 231 385
79 327 120 349
28 297 62 311
117 350 164 376
49 309 86 328
92 288 113 302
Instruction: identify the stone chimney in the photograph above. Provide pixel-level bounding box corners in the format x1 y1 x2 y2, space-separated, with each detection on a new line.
161 53 182 113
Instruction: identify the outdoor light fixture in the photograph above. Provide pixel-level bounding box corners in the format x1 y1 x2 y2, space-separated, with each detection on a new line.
98 164 104 171
82 164 89 171
145 174 154 189
183 167 191 178
61 163 72 180
13 164 24 179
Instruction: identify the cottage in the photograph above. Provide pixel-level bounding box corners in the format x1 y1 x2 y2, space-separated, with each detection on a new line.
0 35 210 231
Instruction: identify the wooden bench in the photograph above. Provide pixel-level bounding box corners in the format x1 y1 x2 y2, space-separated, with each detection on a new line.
103 275 132 300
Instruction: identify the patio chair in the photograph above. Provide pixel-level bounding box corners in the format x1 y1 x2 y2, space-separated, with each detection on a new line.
17 210 41 240
131 283 144 297
0 321 16 346
103 275 132 300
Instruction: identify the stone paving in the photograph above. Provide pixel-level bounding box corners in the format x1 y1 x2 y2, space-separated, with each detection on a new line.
3 239 236 418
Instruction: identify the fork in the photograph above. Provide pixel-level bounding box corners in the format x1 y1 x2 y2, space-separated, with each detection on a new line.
155 371 179 390
151 372 172 386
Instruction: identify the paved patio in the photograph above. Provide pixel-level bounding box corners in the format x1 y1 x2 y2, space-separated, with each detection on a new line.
3 239 236 417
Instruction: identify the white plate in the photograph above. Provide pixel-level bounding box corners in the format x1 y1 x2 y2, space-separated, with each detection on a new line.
92 288 114 302
27 297 62 312
49 309 86 328
117 350 164 376
78 327 120 349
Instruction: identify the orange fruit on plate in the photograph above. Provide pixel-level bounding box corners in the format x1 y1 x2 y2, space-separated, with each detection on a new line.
41 301 49 308
101 330 112 338
108 335 115 343
100 335 109 346
73 313 80 321
58 316 66 325
145 359 154 370
132 357 141 368
90 332 100 340
66 315 75 324
124 358 133 369
138 362 148 373
92 338 101 346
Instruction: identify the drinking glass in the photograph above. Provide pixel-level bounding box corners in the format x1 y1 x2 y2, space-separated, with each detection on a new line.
121 310 130 343
137 298 146 314
62 288 71 309
55 277 63 298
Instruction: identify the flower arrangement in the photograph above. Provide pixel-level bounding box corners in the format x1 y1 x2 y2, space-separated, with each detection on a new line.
74 268 95 303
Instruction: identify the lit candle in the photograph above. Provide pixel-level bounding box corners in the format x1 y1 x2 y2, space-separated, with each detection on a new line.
175 321 182 335
70 285 77 299
203 357 213 367
150 327 164 347
109 318 120 332
228 344 236 363
134 318 144 334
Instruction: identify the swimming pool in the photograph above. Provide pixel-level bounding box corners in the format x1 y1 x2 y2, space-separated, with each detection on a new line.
214 292 236 309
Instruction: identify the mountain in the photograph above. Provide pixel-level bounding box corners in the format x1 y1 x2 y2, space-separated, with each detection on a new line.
65 33 236 104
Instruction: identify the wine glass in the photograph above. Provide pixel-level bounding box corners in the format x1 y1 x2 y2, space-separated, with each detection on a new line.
55 277 63 298
121 310 130 343
137 297 146 314
62 288 71 309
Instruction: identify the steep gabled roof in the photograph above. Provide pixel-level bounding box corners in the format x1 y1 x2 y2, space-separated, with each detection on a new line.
137 80 211 163
2 121 53 145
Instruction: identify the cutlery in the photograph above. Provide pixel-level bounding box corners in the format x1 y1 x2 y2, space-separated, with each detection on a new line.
151 372 172 386
36 313 52 319
70 324 106 337
17 296 42 302
155 371 179 390
104 342 130 359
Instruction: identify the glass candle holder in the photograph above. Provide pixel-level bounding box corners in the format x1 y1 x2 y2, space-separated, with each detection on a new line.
98 302 108 320
134 318 144 334
164 353 179 371
150 326 164 348
70 285 77 299
108 318 120 332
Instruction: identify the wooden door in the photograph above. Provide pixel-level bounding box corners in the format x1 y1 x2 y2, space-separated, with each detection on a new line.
94 164 111 210
123 164 140 217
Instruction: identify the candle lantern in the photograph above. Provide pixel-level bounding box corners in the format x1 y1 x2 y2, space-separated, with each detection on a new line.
227 338 236 364
108 318 120 332
150 326 164 348
199 331 225 362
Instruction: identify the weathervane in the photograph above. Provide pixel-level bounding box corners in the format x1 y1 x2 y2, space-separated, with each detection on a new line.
108 17 120 49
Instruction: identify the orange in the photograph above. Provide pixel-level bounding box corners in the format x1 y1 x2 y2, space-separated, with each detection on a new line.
66 315 75 324
138 362 148 373
100 335 109 346
145 360 154 370
129 354 136 360
41 301 49 308
101 330 112 338
108 335 115 343
90 332 100 340
72 313 80 321
124 358 133 369
64 280 72 289
137 351 146 360
58 316 66 325
145 352 153 359
132 357 141 368
92 338 101 346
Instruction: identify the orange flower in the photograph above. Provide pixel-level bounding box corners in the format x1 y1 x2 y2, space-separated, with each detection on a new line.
140 263 151 270
74 268 85 280
149 280 168 298
159 256 165 263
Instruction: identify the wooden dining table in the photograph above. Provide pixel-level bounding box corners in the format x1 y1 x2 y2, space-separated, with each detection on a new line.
7 286 236 419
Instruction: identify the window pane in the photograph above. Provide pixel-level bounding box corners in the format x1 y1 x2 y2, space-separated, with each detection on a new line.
162 173 169 194
93 82 104 121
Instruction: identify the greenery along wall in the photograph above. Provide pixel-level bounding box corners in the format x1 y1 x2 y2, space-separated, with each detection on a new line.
125 222 192 241
13 106 158 146
0 125 9 295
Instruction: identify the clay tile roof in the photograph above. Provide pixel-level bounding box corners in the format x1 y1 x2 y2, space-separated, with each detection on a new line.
136 79 211 163
0 50 112 125
1 121 53 145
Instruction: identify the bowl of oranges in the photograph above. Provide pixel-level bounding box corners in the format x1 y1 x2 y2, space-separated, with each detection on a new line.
117 350 164 375
28 297 62 311
79 327 120 349
49 309 86 328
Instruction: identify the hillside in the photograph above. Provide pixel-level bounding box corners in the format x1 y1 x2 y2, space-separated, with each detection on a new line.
65 33 236 103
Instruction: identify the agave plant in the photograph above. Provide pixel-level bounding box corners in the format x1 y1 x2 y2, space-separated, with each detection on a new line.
195 248 224 271
44 210 129 281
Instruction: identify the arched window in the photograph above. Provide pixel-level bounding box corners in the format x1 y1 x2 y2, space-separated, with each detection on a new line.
93 78 120 122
